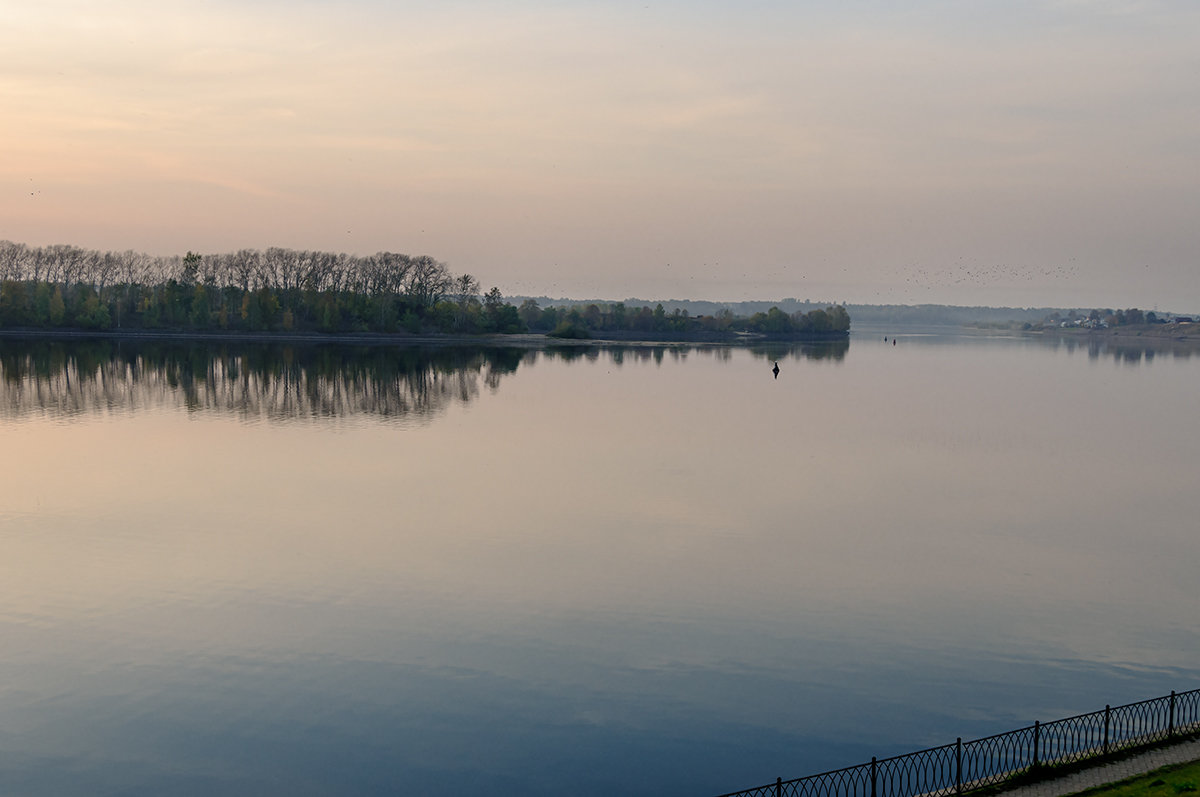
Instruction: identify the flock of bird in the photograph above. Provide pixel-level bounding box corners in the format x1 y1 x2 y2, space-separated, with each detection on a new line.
898 258 1083 289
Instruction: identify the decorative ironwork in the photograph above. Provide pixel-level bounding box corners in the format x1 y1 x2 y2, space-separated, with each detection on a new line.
714 688 1200 797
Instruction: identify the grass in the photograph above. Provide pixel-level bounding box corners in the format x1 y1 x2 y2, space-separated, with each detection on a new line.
1067 760 1200 797
962 733 1200 797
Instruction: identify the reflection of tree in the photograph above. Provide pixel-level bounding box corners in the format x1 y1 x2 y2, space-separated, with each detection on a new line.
746 339 850 363
1042 334 1196 365
0 340 531 423
536 341 846 367
0 339 849 422
534 341 846 367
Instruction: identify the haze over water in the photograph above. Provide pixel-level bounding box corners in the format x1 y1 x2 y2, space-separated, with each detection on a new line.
1 332 1198 796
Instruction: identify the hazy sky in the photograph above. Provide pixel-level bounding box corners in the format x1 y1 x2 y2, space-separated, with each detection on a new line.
4 0 1198 308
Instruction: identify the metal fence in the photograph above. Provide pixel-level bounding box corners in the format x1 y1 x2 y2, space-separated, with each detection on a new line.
715 688 1200 797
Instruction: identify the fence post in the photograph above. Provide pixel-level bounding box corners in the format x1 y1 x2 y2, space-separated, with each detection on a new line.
1033 721 1040 769
1104 705 1111 756
1170 691 1176 738
776 776 783 797
955 737 963 795
871 757 877 797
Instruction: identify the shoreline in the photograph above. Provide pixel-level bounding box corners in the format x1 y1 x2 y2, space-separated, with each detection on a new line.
0 326 849 349
1028 323 1200 343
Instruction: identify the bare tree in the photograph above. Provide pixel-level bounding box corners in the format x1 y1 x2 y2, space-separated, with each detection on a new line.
454 273 480 306
0 241 28 281
405 255 452 307
231 249 259 292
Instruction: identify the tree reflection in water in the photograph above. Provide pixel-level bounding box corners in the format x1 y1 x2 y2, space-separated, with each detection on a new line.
0 340 528 423
1047 334 1199 365
0 337 851 422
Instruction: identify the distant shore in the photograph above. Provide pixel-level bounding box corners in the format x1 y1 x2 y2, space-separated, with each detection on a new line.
1035 322 1200 342
0 326 848 348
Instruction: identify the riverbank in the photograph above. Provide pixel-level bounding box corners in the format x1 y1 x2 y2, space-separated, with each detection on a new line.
989 736 1200 797
0 326 848 348
1034 323 1200 343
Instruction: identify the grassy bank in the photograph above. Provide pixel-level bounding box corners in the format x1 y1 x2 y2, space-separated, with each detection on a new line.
1070 759 1200 797
1042 323 1200 341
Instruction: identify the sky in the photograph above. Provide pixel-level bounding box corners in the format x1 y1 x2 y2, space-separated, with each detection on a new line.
3 0 1199 309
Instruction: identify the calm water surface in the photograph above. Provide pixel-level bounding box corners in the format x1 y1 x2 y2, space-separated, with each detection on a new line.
1 333 1198 796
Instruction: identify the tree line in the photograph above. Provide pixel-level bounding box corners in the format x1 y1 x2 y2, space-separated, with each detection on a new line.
1035 307 1180 329
0 241 523 334
0 240 849 338
523 300 850 338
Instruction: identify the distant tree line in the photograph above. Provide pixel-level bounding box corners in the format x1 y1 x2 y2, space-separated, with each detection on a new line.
1035 307 1175 329
0 241 522 334
0 240 848 338
522 299 850 338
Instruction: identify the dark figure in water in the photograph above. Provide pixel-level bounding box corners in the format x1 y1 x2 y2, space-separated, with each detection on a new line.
893 338 897 346
772 362 780 379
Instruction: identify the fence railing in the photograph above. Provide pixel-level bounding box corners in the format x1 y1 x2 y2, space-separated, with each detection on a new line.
714 688 1200 797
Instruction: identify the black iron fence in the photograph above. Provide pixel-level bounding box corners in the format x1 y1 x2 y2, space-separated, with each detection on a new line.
715 688 1200 797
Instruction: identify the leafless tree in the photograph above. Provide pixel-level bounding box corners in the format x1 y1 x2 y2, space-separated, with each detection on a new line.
405 255 452 307
0 241 464 314
0 241 29 281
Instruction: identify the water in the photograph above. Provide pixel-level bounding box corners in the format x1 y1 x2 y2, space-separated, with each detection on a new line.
1 332 1198 796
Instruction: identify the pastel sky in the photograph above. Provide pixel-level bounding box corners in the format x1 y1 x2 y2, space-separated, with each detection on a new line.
4 0 1198 308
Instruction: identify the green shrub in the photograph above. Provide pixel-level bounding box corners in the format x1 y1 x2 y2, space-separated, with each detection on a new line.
547 321 590 339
